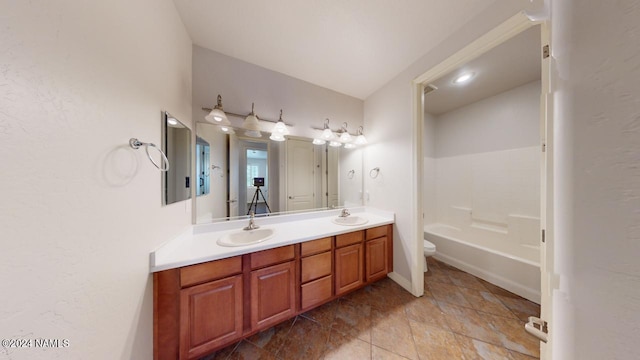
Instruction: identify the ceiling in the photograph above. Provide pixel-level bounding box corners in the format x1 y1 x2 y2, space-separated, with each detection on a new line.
172 0 497 100
424 25 541 115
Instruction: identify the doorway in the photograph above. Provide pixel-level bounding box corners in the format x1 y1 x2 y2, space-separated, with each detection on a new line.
238 140 270 216
412 13 553 358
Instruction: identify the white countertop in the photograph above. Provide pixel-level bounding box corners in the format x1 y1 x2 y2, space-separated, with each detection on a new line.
150 207 395 272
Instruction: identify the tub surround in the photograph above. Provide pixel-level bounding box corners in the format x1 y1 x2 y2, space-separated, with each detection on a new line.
150 207 394 272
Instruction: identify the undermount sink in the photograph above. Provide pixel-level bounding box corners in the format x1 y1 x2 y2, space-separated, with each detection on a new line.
332 216 369 226
217 228 275 247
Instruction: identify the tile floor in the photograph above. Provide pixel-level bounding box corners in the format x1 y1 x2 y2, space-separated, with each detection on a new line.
201 258 541 360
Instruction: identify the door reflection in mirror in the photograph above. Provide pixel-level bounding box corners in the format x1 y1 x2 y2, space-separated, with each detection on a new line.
241 144 269 215
196 137 210 196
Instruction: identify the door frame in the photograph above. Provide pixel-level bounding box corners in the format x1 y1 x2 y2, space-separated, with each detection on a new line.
411 12 552 356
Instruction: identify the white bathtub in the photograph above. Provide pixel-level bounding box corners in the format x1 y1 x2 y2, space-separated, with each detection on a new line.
424 223 541 303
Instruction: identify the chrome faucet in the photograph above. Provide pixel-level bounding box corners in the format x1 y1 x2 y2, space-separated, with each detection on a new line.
339 208 350 218
243 211 260 230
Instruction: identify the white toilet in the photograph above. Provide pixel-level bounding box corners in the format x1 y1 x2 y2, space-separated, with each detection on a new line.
423 239 437 272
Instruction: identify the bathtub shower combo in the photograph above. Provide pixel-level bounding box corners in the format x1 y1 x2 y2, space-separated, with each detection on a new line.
423 211 540 303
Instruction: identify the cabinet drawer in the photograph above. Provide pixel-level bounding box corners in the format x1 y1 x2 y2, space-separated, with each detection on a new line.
301 237 332 257
180 256 242 288
366 225 388 241
335 231 364 248
301 275 332 310
250 245 295 269
301 251 332 283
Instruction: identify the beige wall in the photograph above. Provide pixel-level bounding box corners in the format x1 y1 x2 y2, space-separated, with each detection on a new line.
192 46 364 221
434 81 541 157
551 0 640 358
0 1 192 359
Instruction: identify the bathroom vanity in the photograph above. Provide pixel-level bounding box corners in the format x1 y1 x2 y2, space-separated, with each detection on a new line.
151 208 394 360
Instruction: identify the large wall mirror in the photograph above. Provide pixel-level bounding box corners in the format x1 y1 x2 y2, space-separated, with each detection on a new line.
162 111 191 205
195 122 363 224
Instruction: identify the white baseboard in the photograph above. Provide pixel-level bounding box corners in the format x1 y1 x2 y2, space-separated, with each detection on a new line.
434 252 540 304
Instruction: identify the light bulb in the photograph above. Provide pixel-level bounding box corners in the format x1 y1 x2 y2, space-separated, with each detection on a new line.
453 72 475 84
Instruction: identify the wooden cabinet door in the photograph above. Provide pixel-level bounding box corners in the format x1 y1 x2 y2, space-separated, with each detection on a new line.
250 261 296 330
335 243 363 295
365 237 388 282
180 274 243 360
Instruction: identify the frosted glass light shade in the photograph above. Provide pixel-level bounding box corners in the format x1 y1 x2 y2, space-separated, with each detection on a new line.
339 132 352 143
205 108 230 125
219 126 235 134
354 134 368 145
313 138 326 145
329 141 342 147
321 128 334 140
269 133 285 142
244 130 262 138
272 120 289 135
344 143 356 149
205 95 230 125
242 114 261 132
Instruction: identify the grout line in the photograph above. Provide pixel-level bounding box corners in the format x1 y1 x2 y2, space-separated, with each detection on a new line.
269 316 298 359
404 305 420 360
219 340 240 360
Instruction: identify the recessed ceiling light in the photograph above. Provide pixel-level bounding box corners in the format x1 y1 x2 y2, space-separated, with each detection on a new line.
167 118 178 126
453 72 475 84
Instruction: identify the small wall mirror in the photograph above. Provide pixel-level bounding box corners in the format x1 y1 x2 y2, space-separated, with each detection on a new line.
162 111 191 205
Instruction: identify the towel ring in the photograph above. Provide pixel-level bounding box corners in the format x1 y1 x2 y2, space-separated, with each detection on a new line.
212 165 224 178
129 138 170 171
369 167 380 179
347 169 355 179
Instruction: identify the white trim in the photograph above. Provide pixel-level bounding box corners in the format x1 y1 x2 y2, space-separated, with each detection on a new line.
411 80 425 297
539 19 554 360
387 272 413 293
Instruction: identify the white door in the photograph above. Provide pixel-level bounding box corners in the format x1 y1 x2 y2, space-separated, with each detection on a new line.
327 146 339 207
228 133 239 217
530 21 554 359
286 139 315 211
540 21 554 359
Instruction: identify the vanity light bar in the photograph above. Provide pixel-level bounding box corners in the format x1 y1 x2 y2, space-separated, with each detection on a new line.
201 107 294 126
